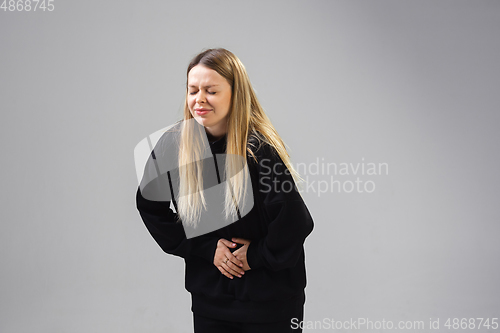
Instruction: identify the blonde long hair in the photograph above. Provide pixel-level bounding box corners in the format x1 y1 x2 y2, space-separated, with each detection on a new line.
176 48 304 228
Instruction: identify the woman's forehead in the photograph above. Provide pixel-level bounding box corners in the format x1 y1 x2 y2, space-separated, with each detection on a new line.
188 65 225 85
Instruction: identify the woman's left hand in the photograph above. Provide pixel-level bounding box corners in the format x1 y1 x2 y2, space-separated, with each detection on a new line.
231 237 252 271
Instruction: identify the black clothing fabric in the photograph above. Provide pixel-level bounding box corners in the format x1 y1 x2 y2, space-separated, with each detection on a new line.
193 303 303 333
135 128 314 324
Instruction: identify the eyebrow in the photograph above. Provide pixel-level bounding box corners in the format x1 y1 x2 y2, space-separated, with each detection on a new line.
188 84 219 88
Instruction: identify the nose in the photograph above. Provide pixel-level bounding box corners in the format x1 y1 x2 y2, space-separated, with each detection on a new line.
196 91 206 104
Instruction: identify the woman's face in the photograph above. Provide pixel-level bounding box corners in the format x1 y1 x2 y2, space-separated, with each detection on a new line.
187 64 232 137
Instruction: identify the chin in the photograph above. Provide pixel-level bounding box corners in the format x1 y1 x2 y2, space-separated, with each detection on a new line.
193 117 211 127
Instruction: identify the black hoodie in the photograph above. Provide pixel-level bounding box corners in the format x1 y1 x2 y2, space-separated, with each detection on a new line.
135 128 314 323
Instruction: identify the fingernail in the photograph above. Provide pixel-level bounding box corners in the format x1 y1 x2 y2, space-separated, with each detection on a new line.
240 264 243 267
232 243 236 246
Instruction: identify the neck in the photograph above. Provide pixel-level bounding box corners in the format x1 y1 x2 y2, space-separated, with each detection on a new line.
207 131 225 142
205 127 226 142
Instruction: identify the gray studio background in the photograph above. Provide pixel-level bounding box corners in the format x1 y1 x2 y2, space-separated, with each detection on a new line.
1 1 499 332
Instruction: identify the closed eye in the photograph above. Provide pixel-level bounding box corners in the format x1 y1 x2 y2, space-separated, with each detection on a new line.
189 92 216 95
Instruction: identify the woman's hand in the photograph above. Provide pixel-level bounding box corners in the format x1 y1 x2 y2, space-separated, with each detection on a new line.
231 237 252 271
214 239 246 279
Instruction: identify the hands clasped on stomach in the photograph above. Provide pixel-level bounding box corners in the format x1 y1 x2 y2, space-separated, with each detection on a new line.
214 238 251 279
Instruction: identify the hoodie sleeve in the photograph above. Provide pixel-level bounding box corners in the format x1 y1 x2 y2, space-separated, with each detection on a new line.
135 133 220 263
245 143 314 271
136 186 220 262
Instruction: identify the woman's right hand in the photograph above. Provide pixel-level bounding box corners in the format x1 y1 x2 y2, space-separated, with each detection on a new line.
214 238 246 279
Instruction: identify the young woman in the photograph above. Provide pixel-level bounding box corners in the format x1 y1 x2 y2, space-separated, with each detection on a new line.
136 48 314 333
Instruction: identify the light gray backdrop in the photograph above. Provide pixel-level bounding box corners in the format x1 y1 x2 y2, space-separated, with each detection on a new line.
1 1 499 332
